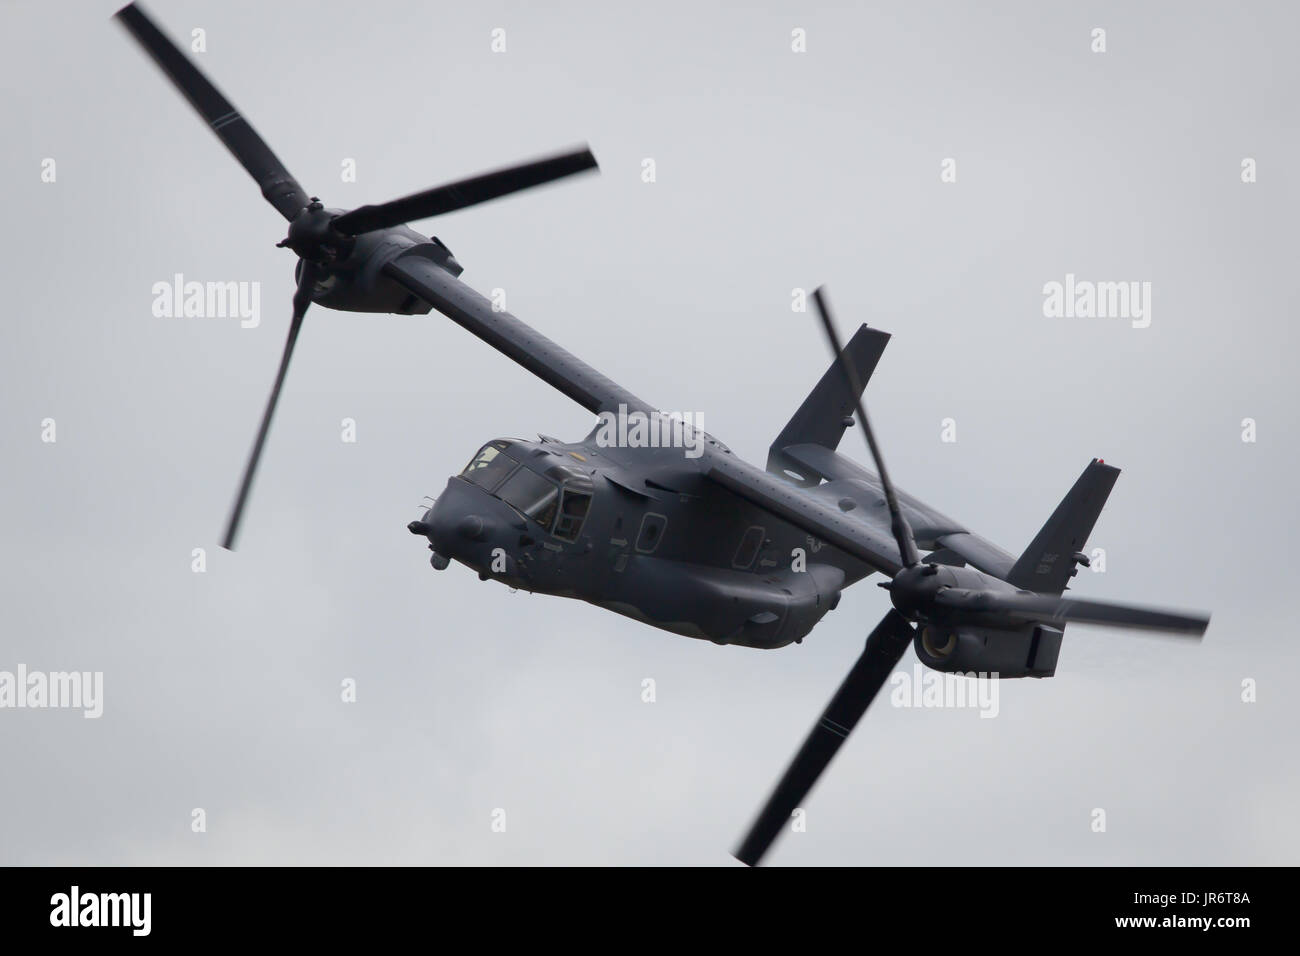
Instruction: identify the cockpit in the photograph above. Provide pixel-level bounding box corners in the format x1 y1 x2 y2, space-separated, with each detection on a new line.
460 440 594 542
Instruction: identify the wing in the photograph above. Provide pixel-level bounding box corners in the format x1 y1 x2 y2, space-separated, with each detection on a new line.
780 442 1018 579
387 251 898 574
383 253 652 416
705 450 904 576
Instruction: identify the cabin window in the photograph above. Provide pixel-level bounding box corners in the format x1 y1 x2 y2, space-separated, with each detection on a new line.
553 489 592 542
497 468 559 529
635 513 667 554
732 525 765 569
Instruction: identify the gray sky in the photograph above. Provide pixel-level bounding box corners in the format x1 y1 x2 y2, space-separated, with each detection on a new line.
2 0 1297 865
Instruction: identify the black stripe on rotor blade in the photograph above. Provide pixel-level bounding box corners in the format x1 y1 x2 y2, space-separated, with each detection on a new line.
114 3 310 221
810 288 920 568
220 263 317 550
332 148 598 236
734 609 914 867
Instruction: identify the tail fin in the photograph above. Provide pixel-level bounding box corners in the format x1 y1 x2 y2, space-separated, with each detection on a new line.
1007 459 1120 594
767 324 890 484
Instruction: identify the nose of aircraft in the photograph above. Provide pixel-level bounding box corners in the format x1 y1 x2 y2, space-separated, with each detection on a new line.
408 499 469 552
407 478 514 569
409 500 468 570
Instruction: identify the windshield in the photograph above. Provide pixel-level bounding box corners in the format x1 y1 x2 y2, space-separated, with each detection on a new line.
461 442 517 492
496 468 560 528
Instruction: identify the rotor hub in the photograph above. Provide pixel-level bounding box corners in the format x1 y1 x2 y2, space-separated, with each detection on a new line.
277 200 350 264
887 563 944 620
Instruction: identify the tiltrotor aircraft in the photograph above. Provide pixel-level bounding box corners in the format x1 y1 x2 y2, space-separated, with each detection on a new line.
117 3 1210 866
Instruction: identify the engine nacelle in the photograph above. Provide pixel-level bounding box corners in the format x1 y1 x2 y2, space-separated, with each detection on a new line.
304 226 462 314
913 622 1063 678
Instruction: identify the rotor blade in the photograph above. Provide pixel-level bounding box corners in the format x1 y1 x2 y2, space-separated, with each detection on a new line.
933 588 1209 636
332 147 599 236
734 609 914 867
221 263 318 550
811 287 920 568
114 3 311 221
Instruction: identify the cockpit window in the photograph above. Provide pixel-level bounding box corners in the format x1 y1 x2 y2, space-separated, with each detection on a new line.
553 489 592 542
497 468 560 529
461 442 517 492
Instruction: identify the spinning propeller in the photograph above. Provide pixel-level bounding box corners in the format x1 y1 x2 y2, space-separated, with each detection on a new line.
115 3 598 549
733 288 1209 866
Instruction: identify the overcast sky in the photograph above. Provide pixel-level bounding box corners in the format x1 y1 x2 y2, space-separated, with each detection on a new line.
2 0 1297 865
